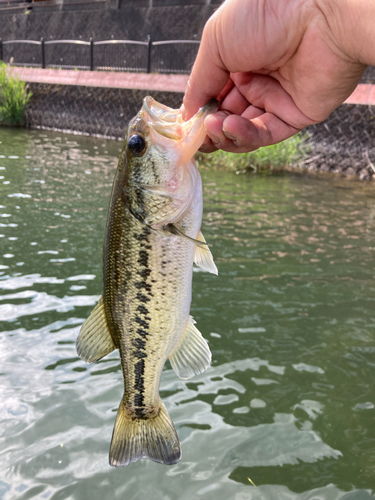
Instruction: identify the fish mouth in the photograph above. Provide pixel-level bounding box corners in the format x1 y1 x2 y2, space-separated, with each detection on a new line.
141 97 219 160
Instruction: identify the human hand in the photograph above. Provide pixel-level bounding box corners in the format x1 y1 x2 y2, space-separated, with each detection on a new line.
183 0 368 153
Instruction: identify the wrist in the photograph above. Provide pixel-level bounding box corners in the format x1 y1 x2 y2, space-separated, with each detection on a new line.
318 0 375 66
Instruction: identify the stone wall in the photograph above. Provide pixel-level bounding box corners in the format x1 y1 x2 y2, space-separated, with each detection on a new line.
25 82 184 139
303 104 375 180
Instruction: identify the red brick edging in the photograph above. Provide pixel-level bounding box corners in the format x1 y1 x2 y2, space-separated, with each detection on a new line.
8 67 189 93
344 84 375 105
8 67 375 105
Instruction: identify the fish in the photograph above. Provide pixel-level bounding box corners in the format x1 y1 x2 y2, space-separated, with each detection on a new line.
76 96 219 467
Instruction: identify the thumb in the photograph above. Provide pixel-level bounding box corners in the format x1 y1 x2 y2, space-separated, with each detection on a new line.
183 16 230 120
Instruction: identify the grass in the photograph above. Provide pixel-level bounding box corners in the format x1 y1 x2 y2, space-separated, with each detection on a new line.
195 133 309 173
0 62 32 126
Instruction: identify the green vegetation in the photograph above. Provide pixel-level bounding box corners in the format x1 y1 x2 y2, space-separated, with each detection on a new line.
0 62 31 126
195 133 309 173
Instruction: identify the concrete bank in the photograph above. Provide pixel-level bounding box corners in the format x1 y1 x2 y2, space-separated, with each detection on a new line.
301 85 375 180
9 67 375 180
13 68 187 139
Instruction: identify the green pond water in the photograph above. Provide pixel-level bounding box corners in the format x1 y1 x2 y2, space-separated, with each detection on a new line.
1 128 375 500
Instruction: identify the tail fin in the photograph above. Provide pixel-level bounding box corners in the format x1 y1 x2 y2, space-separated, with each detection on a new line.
109 399 181 467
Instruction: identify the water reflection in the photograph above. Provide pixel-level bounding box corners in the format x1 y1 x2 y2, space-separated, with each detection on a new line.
0 128 375 499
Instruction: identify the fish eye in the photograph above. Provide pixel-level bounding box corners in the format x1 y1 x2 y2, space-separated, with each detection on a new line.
127 134 146 156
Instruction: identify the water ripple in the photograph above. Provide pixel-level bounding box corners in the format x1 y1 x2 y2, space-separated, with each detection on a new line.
0 293 99 321
0 130 374 499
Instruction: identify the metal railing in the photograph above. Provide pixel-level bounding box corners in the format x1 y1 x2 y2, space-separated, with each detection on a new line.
0 37 200 74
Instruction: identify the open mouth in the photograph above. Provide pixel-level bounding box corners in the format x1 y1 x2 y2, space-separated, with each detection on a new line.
142 97 184 141
141 96 220 143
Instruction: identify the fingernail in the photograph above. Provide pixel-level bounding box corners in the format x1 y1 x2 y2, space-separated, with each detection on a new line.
223 127 239 147
208 134 221 148
223 127 236 140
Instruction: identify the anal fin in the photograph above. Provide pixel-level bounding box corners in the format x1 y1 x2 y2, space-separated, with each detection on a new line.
194 230 218 275
76 296 116 363
169 316 211 379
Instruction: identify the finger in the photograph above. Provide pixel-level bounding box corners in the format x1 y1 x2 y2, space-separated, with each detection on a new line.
222 113 300 151
220 84 250 115
218 83 265 121
197 111 229 153
203 112 236 151
181 79 234 124
204 111 248 151
217 78 235 103
198 138 219 154
242 105 265 121
204 112 300 153
231 72 315 129
195 79 239 153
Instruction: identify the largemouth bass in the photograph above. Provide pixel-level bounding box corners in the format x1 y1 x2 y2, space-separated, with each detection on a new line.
76 97 219 467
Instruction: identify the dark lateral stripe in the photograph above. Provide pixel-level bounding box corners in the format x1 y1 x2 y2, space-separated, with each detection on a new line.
137 250 149 267
136 328 147 336
132 225 153 412
134 280 152 292
137 268 151 279
133 231 149 242
136 292 150 303
133 336 146 348
135 316 149 328
134 392 145 408
134 351 147 359
133 358 145 408
137 304 149 315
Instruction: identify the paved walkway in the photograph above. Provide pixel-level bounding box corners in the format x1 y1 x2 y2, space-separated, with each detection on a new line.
9 66 375 104
9 67 189 93
345 84 375 105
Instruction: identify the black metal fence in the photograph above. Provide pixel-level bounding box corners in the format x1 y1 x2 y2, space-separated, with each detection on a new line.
0 37 200 73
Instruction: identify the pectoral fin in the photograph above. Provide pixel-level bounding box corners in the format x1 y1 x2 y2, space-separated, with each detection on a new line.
194 231 218 275
76 296 116 363
164 224 208 249
169 316 211 379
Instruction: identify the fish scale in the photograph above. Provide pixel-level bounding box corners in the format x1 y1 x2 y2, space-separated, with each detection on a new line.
76 97 219 467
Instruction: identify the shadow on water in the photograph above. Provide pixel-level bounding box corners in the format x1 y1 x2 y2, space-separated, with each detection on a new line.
0 128 375 499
